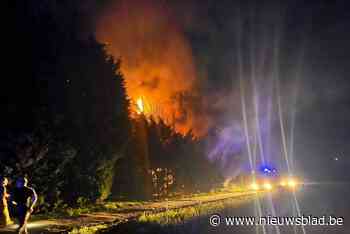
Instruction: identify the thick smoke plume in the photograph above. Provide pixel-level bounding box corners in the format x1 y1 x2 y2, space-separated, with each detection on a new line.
96 0 210 136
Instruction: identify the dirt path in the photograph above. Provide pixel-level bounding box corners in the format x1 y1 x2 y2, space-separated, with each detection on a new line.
0 191 258 234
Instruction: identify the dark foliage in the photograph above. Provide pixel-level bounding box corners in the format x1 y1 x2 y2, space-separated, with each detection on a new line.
112 116 223 199
2 0 223 212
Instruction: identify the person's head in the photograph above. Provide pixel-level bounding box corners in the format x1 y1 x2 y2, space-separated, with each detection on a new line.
0 177 9 186
16 177 28 188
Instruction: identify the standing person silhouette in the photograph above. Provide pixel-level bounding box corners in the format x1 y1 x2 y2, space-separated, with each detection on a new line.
11 177 37 234
0 177 14 227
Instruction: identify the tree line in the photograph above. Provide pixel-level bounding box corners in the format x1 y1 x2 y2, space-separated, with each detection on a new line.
2 0 223 212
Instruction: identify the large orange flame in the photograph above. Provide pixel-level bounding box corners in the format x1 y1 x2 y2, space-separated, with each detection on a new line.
96 0 209 136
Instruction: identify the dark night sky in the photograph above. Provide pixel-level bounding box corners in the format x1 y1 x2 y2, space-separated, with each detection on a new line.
170 0 350 180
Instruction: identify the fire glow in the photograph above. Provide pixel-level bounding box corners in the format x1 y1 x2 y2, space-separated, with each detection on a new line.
96 0 209 136
136 98 145 114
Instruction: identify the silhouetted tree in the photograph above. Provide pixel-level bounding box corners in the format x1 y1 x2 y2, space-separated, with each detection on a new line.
3 0 223 211
3 0 131 207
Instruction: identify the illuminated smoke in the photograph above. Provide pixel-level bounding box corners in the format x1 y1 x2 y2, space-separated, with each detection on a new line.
96 0 208 136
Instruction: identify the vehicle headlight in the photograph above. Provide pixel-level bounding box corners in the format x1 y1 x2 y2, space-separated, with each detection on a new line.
263 182 273 190
250 183 259 190
288 179 297 188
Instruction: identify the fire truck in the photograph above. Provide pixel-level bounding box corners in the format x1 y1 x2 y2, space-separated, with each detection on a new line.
235 165 302 191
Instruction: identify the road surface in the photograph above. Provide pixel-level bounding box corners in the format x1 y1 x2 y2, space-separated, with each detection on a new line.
2 185 349 234
100 184 350 234
0 191 257 234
